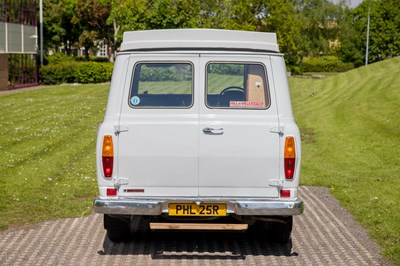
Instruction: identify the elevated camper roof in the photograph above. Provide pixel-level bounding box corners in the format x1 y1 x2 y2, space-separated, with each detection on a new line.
121 29 279 52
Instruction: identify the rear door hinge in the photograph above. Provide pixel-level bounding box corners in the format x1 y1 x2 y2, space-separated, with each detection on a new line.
269 127 284 136
268 179 283 188
114 125 129 134
113 177 129 187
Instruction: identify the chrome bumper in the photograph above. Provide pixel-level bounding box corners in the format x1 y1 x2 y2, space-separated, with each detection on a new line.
94 197 304 216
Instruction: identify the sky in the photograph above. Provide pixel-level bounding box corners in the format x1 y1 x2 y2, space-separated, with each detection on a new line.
349 0 363 8
332 0 363 8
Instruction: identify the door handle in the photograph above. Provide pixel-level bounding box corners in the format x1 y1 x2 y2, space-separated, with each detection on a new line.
203 127 224 135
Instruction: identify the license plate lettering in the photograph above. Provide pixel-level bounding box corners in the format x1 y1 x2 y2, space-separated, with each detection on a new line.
174 204 196 215
169 203 226 216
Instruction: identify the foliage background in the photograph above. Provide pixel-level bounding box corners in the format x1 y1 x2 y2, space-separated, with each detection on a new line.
42 0 400 71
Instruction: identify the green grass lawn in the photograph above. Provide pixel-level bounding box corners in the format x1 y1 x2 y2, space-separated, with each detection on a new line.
290 57 400 264
139 80 192 94
0 84 109 228
0 58 399 264
208 73 243 93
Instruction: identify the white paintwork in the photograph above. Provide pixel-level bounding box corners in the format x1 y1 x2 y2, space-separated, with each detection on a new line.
198 54 280 198
96 29 301 204
121 29 279 52
268 55 302 188
117 54 199 197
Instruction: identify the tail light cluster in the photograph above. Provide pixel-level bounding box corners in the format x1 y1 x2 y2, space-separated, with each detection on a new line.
284 136 296 179
102 135 114 178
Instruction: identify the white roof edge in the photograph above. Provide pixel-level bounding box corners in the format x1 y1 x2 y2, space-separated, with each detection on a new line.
121 29 279 52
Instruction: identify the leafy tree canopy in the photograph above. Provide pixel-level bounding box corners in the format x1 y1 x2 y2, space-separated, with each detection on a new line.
42 0 400 68
340 0 400 66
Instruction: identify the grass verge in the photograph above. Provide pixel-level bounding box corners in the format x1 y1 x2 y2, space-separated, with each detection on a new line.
290 57 400 264
0 83 109 228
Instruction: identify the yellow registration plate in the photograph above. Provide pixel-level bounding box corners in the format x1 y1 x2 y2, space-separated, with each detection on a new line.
168 203 227 216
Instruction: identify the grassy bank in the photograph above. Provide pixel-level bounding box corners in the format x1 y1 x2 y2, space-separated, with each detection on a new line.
0 84 109 228
290 57 400 264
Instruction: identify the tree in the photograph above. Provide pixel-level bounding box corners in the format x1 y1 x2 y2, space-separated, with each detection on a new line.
145 0 202 29
107 0 147 61
293 0 349 57
78 30 98 60
340 0 400 66
73 0 112 60
214 0 304 68
43 0 80 55
367 0 400 61
44 0 372 70
257 0 303 67
198 0 233 29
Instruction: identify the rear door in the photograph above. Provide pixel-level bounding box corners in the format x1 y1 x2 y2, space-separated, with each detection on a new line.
198 54 280 197
117 54 199 197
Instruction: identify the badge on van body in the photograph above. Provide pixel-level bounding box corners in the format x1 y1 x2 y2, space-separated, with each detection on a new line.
131 96 140 105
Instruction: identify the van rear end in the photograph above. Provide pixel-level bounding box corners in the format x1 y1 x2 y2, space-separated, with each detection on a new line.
94 29 303 243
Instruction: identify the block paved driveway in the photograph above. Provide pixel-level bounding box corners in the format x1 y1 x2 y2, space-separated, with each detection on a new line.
0 186 393 266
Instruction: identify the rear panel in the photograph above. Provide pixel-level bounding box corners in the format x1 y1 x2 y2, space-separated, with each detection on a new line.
198 54 281 198
116 54 200 197
97 52 301 200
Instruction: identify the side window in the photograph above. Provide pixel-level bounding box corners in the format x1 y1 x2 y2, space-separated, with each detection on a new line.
206 63 269 109
130 62 193 108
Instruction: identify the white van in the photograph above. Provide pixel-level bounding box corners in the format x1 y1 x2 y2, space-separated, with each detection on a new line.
94 29 303 243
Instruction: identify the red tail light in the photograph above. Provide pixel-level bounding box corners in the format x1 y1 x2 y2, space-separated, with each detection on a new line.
284 136 296 179
102 157 113 177
102 135 114 178
107 188 117 196
280 189 291 198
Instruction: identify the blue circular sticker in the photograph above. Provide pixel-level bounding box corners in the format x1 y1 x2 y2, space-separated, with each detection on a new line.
131 96 140 106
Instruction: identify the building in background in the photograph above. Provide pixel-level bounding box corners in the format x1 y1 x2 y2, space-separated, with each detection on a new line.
0 0 38 91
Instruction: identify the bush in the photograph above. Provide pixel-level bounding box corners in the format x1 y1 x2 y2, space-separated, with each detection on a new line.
288 66 302 75
75 62 113 84
46 53 110 64
45 53 75 65
39 62 76 84
39 62 113 85
75 56 110 63
302 56 354 73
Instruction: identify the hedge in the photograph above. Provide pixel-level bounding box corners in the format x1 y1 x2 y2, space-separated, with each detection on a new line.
75 56 110 63
45 53 110 64
39 62 113 85
302 56 354 73
45 53 75 65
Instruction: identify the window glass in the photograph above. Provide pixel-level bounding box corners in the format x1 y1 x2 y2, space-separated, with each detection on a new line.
207 63 269 109
23 25 36 53
8 23 22 53
130 63 193 108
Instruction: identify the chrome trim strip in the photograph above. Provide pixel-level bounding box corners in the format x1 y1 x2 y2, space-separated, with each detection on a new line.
94 198 304 216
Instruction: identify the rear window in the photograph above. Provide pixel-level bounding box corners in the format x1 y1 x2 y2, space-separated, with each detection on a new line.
206 63 269 109
130 62 193 108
